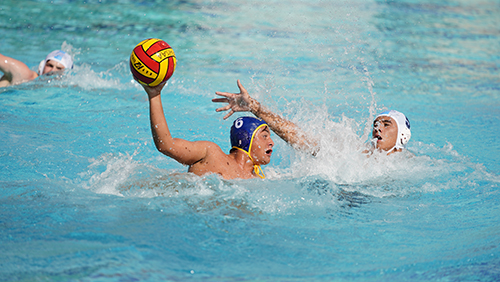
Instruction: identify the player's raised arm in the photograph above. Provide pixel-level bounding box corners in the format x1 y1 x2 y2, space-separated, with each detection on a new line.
132 38 208 165
143 82 212 166
131 38 207 166
214 80 319 155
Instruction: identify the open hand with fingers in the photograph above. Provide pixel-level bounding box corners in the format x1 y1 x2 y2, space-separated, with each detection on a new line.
213 79 258 120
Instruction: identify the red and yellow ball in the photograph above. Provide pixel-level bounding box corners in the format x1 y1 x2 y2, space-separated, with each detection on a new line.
130 38 176 86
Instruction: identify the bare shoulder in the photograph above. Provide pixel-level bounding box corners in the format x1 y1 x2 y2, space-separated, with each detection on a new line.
194 140 227 157
187 140 238 177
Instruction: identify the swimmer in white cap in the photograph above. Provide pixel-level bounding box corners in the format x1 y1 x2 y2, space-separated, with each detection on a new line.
0 50 73 88
213 80 411 156
143 81 274 180
371 110 411 154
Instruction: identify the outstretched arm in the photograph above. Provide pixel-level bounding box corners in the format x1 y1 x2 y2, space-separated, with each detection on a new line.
144 82 213 165
213 80 319 155
0 53 38 87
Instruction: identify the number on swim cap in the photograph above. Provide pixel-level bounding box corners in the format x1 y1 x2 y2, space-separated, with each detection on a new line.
235 118 244 129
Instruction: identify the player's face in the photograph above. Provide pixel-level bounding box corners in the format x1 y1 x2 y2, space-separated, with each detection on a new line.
42 60 66 75
372 116 398 151
250 126 274 165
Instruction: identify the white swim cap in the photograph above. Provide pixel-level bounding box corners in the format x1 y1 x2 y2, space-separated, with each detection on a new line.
375 110 411 150
38 50 73 75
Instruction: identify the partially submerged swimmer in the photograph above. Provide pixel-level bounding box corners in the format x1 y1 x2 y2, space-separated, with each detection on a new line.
144 81 274 180
370 110 411 155
0 50 73 87
230 116 274 178
213 80 411 156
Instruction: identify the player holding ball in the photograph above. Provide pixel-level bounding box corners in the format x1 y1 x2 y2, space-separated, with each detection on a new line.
131 39 274 180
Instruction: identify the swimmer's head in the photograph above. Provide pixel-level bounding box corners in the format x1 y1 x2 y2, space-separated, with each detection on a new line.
230 116 268 153
373 110 411 151
38 50 73 75
230 116 272 179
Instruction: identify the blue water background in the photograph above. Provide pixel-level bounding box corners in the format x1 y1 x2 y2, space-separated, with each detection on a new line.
1 0 499 281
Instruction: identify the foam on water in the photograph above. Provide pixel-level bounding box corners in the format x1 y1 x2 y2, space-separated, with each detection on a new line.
75 116 494 220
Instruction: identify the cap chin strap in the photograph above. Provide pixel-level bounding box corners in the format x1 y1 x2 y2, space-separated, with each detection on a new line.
386 145 399 154
232 147 265 179
370 138 399 155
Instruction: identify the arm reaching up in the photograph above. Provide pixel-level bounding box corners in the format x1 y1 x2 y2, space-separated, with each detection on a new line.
213 80 319 155
144 82 211 166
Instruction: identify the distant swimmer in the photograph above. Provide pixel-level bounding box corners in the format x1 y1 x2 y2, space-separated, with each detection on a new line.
0 50 73 88
143 81 274 180
213 80 411 156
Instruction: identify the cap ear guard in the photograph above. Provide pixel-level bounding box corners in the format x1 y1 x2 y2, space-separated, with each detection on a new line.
37 60 46 76
398 117 411 148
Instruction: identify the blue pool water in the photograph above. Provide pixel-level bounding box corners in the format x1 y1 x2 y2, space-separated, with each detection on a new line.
1 0 499 281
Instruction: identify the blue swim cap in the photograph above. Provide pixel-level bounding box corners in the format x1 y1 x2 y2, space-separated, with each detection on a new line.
230 116 267 153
